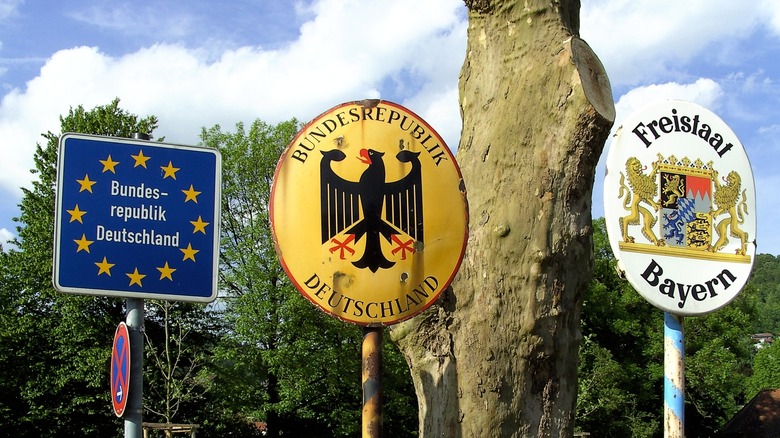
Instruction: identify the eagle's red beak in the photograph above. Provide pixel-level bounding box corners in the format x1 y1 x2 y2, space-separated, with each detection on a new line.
358 148 371 165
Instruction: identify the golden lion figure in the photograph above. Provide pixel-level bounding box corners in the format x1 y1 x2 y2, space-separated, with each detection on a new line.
618 157 664 245
662 174 685 207
710 170 749 255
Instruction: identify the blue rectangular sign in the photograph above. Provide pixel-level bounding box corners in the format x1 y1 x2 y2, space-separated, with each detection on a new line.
53 133 221 302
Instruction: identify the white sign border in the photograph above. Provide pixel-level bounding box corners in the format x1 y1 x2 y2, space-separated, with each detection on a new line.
603 100 757 315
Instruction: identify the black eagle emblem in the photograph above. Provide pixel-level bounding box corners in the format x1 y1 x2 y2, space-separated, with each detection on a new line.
320 147 423 272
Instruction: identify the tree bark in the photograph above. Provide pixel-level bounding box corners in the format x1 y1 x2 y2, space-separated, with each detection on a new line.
391 1 614 436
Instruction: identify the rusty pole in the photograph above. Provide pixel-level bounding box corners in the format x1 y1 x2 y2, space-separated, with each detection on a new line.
362 327 383 437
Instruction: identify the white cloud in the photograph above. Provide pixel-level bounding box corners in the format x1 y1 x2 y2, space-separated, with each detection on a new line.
0 0 466 201
758 0 780 36
613 79 724 129
581 0 764 86
68 3 195 40
0 0 22 21
0 0 22 55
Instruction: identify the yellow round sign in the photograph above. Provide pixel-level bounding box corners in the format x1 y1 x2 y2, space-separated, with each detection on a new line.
270 100 468 326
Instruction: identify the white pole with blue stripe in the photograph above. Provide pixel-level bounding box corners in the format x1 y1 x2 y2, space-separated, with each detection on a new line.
664 312 684 437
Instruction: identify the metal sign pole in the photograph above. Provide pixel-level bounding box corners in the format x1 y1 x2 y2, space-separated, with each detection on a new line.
124 297 144 438
362 327 383 438
664 312 684 437
120 133 150 438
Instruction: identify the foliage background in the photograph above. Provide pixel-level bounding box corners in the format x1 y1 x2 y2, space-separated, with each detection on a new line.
1 101 779 436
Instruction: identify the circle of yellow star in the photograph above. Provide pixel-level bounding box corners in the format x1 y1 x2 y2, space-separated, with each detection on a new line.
74 234 94 253
157 262 176 281
131 150 151 168
161 161 180 180
182 185 201 203
180 243 199 262
126 268 146 287
67 204 87 223
95 256 115 276
190 216 209 234
99 155 120 173
76 174 97 193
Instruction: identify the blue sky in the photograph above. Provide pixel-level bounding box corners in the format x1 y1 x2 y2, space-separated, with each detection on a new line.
1 0 779 255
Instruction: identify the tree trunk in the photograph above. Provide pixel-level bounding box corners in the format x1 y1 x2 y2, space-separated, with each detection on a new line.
391 1 614 436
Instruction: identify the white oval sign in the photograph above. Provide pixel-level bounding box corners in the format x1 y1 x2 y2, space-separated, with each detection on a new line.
603 100 756 315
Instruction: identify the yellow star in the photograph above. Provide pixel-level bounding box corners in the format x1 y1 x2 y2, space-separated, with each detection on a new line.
156 262 176 281
180 243 199 262
190 216 209 234
76 174 97 193
95 256 115 276
126 268 146 287
67 204 87 223
74 234 94 253
182 185 201 203
161 161 180 180
131 150 151 168
99 155 120 173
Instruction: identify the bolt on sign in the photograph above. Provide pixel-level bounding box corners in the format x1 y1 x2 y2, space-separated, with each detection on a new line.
603 100 756 315
271 100 468 326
